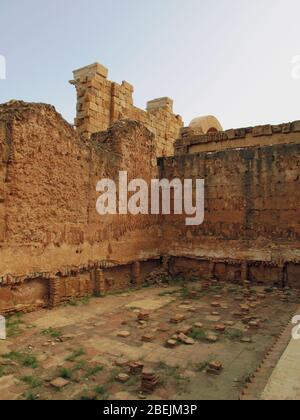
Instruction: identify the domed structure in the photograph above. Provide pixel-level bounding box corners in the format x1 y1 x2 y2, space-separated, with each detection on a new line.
189 115 223 135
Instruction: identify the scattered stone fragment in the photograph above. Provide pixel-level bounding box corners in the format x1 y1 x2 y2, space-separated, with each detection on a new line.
241 337 252 343
59 334 76 341
142 333 155 343
117 331 131 338
183 337 195 345
170 314 185 324
248 321 260 329
206 361 223 376
209 361 223 371
232 312 243 319
129 361 144 375
211 311 220 316
194 322 204 328
166 339 177 348
220 304 229 310
178 333 195 345
240 304 250 313
138 311 150 322
177 325 193 335
206 334 219 343
158 324 169 332
0 360 18 367
116 373 130 383
189 291 198 299
188 307 197 313
179 304 194 311
211 302 221 308
115 358 129 367
214 324 226 333
141 368 160 394
50 378 70 389
242 316 255 324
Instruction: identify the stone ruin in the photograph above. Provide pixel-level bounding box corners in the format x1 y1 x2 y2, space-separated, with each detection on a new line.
0 62 300 314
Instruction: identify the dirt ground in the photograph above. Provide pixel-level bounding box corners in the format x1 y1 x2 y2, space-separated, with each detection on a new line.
0 280 299 401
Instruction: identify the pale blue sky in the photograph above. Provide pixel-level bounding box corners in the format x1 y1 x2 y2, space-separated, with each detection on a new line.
0 0 300 129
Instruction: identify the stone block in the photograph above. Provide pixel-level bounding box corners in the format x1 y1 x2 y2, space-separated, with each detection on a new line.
73 62 108 80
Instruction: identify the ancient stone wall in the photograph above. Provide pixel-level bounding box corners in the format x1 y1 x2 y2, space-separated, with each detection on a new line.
161 136 300 288
0 120 10 243
71 63 183 157
0 101 162 313
1 94 300 314
175 121 300 155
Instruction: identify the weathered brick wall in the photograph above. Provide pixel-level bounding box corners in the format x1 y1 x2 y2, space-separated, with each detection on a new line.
1 98 300 313
0 121 10 243
161 139 300 288
0 101 162 313
175 121 300 155
71 63 183 157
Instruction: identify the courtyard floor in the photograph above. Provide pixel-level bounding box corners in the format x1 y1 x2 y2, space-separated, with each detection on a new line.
0 280 299 400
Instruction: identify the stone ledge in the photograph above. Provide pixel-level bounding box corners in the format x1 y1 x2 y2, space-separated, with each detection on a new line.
176 120 300 150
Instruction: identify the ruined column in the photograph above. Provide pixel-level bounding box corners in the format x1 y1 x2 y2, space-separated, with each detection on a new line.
162 256 170 272
241 262 249 285
132 262 142 287
49 276 61 308
70 63 110 139
209 260 216 280
95 269 106 296
0 122 9 243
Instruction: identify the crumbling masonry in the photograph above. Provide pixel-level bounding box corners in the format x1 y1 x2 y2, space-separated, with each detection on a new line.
0 62 300 314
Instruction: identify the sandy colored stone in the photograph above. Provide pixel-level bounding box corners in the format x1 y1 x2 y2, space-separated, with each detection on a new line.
117 331 131 338
116 373 130 383
50 378 70 389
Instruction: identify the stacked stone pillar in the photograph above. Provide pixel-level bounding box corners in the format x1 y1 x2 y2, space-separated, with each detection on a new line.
95 268 106 296
71 63 111 139
132 261 142 287
70 62 183 157
49 276 61 307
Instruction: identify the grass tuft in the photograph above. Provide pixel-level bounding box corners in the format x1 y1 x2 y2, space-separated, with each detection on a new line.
65 348 86 362
21 375 42 388
4 351 38 369
189 327 207 342
58 368 73 380
42 327 62 338
225 329 244 341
